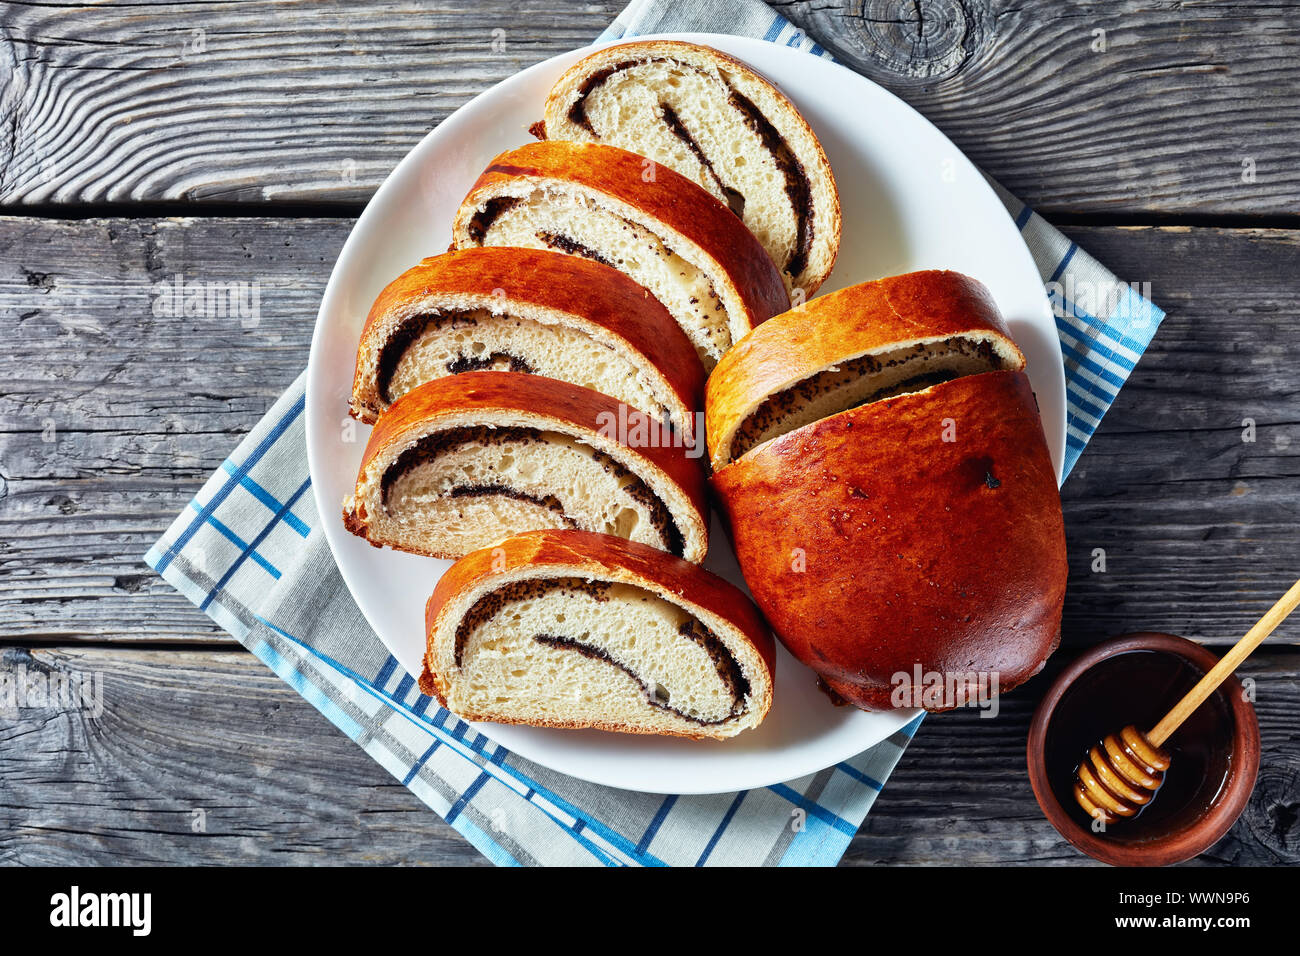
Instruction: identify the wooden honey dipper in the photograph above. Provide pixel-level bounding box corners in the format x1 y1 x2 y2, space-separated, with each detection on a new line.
1074 577 1300 824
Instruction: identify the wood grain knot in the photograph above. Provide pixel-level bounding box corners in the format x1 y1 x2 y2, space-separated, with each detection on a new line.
1228 747 1300 863
842 0 991 85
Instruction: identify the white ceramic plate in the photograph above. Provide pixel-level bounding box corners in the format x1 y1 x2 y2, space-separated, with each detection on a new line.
306 33 1066 794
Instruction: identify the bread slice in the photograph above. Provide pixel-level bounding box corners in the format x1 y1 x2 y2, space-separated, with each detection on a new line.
542 40 841 297
350 247 704 444
343 371 708 562
705 271 1026 470
449 141 790 370
420 530 775 739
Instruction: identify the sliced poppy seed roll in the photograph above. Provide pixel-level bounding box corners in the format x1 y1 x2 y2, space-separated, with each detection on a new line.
421 530 775 739
542 40 842 298
343 372 709 562
350 248 704 444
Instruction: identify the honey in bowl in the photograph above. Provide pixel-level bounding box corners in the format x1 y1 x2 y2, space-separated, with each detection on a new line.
1045 649 1233 842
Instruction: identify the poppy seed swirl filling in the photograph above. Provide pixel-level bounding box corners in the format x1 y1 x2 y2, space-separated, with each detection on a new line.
730 335 1012 461
377 311 534 405
452 577 750 725
379 426 686 557
565 57 814 278
659 101 746 216
465 196 524 243
368 306 683 433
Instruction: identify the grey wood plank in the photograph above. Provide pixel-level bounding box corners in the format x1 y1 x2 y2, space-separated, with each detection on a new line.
0 216 340 435
1 1 1297 217
0 0 612 205
1 215 337 642
774 0 1300 219
0 644 487 865
2 643 1294 865
1057 223 1300 645
2 216 1297 645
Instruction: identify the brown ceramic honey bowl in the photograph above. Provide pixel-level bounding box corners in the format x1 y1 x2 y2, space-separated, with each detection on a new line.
1027 632 1260 867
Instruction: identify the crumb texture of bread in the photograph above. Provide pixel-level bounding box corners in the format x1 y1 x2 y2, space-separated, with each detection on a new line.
543 41 841 297
385 313 664 419
451 580 742 731
366 428 679 557
423 530 776 739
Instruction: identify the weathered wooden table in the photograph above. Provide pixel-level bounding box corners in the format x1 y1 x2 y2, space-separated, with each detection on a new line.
2 1 1297 866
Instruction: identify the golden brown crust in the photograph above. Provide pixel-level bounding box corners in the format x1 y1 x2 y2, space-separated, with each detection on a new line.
705 270 1026 469
349 247 705 436
343 371 709 560
341 505 369 540
542 39 842 296
711 370 1066 713
404 706 737 741
420 529 776 737
450 141 790 336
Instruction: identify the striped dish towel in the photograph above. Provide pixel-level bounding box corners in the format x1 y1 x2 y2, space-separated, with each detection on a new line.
144 1 1165 867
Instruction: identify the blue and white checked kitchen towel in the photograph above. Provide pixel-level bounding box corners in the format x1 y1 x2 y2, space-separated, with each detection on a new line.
145 0 1165 866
